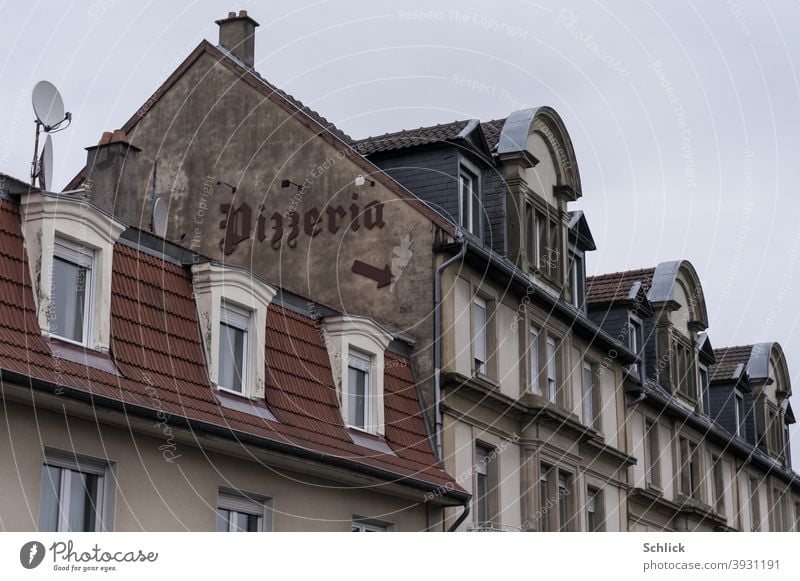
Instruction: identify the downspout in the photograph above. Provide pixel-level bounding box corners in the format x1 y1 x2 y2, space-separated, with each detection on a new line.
434 229 466 462
447 499 470 532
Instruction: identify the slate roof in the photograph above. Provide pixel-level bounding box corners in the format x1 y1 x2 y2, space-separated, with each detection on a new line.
709 345 753 383
0 198 460 496
586 267 656 306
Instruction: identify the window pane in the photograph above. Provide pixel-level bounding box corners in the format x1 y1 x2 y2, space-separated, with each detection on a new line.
347 366 367 428
460 173 471 231
218 322 245 392
473 298 487 373
529 327 539 393
216 509 231 532
471 181 481 236
582 363 594 426
546 338 557 403
39 465 62 532
558 474 569 531
66 470 98 532
52 257 87 342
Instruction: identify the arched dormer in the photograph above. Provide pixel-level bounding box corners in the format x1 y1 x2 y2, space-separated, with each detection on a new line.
648 260 709 337
498 107 582 289
747 342 792 460
748 342 792 401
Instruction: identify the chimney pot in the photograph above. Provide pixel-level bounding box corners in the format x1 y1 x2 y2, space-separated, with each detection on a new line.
99 131 113 145
111 129 127 143
215 11 260 68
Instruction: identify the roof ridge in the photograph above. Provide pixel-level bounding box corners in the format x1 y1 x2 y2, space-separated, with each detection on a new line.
353 118 472 143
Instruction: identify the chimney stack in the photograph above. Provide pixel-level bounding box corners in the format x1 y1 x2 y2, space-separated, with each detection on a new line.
216 10 259 68
84 130 142 220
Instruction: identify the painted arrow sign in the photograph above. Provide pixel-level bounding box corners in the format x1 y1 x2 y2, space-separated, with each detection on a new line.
352 260 392 288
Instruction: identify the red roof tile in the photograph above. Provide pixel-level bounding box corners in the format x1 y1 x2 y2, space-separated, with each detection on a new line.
586 267 656 306
0 199 459 494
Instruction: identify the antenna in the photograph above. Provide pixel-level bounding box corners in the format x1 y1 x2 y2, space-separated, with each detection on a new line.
38 135 53 191
152 197 168 237
30 81 72 187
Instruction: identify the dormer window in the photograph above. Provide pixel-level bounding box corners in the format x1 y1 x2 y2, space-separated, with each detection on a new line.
51 238 94 345
322 315 392 435
568 246 585 310
191 262 276 399
218 302 251 394
20 192 125 352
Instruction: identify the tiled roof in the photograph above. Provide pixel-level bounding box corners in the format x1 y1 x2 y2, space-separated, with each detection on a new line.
586 267 656 306
709 345 753 383
353 120 470 155
353 117 509 156
0 199 458 494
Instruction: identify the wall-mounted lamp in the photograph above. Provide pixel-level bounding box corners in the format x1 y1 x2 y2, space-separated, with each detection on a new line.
281 179 304 193
216 180 237 193
355 175 375 187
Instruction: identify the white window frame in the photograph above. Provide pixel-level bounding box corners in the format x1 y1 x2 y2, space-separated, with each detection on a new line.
346 349 373 431
458 159 481 237
51 237 95 346
529 325 540 394
627 316 644 378
546 336 558 403
472 295 488 375
38 449 115 532
217 489 271 532
352 518 388 532
217 301 252 396
569 247 585 310
698 363 710 413
734 390 745 437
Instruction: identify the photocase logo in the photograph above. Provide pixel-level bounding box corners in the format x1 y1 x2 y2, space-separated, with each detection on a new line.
20 541 46 569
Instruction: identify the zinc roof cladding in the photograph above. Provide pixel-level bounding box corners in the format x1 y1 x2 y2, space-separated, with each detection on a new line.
0 199 459 494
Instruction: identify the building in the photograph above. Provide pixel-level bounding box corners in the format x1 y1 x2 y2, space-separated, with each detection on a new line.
1 10 797 532
587 264 800 531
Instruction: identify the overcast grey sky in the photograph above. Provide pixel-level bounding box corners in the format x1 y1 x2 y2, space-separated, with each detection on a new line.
2 0 799 464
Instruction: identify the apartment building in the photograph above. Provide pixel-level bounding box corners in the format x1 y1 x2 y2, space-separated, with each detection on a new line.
2 10 796 533
587 265 800 531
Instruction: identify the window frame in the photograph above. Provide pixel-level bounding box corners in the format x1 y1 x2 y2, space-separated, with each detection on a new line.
51 237 95 346
586 486 604 532
698 363 710 414
474 443 497 528
644 418 661 488
546 335 558 404
216 489 271 532
217 301 252 396
472 294 489 376
748 476 761 531
568 246 585 310
352 517 389 532
529 324 540 394
38 449 114 532
458 159 481 238
711 455 725 514
582 359 598 431
346 348 373 431
627 316 644 378
734 389 746 438
679 436 701 500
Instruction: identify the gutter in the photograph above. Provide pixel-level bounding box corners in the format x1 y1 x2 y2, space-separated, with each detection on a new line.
0 368 470 505
433 229 466 462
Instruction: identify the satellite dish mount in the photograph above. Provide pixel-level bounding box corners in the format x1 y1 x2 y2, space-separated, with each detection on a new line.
30 81 72 188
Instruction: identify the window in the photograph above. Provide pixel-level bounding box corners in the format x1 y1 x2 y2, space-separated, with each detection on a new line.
569 249 585 309
352 519 387 532
218 302 250 394
735 390 746 437
699 364 710 413
525 203 535 268
347 350 372 430
558 471 572 531
712 455 725 514
582 360 598 430
540 464 551 531
586 487 603 532
546 336 558 403
217 490 270 532
795 502 800 532
679 437 700 499
529 325 540 393
627 318 644 378
749 477 760 531
38 451 112 532
644 419 660 487
458 164 481 236
474 445 496 527
672 340 697 399
472 295 488 375
534 210 545 270
51 238 94 344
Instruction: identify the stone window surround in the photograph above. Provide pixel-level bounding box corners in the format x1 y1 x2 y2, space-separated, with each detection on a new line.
322 314 393 436
191 261 276 399
20 192 126 352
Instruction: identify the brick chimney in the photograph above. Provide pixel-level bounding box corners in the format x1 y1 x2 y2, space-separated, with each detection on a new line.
216 10 259 68
84 130 142 220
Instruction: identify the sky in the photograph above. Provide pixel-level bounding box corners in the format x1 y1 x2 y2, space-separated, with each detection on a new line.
1 0 799 466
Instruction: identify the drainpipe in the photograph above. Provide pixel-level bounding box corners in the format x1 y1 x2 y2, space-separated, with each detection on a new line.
434 229 466 462
447 499 470 532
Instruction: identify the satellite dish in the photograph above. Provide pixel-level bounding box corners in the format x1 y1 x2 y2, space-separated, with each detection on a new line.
39 135 53 191
152 197 168 237
32 81 66 129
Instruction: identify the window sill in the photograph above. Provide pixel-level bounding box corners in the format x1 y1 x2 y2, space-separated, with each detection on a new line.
472 371 499 389
346 427 395 456
645 482 663 495
46 336 120 376
215 387 278 422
